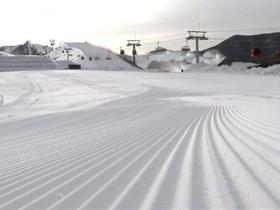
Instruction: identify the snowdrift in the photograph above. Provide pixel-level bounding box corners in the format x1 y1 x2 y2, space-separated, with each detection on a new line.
49 42 138 71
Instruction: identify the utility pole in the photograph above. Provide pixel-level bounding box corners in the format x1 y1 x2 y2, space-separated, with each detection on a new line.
187 31 208 63
127 40 141 65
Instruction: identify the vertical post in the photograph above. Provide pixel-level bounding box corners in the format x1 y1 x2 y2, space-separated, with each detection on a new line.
67 51 70 63
133 44 136 64
195 37 199 64
64 47 72 69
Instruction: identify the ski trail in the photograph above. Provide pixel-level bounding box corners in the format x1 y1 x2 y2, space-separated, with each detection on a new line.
0 71 279 210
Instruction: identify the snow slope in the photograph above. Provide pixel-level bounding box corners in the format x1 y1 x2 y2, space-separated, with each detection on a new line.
49 42 139 71
0 70 280 210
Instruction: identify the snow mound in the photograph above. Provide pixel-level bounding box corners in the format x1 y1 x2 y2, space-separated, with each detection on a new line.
136 49 225 72
49 42 138 71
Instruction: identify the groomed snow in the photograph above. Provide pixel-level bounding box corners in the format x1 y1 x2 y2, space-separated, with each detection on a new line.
0 69 280 210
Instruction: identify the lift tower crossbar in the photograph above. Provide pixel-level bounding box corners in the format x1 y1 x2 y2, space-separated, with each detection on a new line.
127 40 141 65
187 31 208 63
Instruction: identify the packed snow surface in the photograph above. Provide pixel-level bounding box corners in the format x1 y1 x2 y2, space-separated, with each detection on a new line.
0 70 280 210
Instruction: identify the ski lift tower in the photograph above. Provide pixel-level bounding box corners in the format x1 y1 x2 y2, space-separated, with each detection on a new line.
127 40 141 65
187 31 208 63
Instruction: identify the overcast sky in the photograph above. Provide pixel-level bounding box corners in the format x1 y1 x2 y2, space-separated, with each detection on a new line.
1 0 280 53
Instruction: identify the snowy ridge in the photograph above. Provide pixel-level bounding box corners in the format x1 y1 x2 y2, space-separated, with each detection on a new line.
0 71 279 209
49 42 138 71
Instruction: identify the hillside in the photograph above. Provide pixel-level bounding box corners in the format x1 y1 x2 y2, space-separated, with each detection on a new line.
205 32 280 65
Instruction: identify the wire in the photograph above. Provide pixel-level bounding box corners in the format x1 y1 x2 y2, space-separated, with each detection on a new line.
141 26 280 43
141 32 186 41
142 38 186 45
114 27 280 53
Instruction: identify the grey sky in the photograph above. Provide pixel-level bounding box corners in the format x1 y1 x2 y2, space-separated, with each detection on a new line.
1 0 279 53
